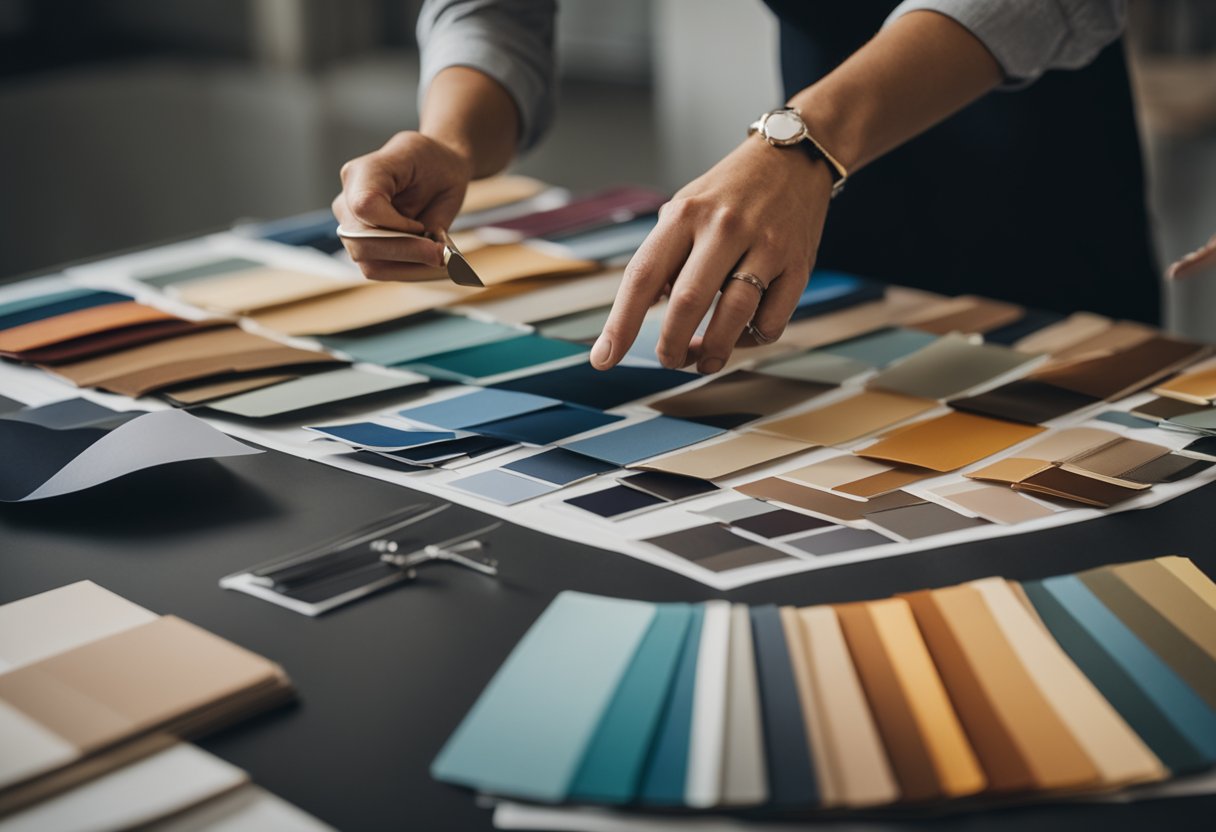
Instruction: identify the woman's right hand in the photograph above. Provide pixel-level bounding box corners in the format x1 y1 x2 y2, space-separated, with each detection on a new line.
332 130 473 282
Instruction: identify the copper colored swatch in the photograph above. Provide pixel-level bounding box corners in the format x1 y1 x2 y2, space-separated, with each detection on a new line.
858 411 1043 472
757 390 937 447
11 319 223 365
835 599 985 801
0 302 178 353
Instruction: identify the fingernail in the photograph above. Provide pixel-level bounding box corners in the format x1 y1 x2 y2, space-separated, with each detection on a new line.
700 358 724 374
591 337 612 367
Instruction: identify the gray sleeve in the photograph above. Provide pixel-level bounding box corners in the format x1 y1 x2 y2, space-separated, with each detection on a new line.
416 0 557 152
885 0 1126 86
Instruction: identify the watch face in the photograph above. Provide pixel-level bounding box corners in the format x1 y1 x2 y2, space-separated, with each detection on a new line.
764 111 804 143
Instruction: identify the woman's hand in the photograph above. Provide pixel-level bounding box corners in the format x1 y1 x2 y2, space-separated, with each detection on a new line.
591 138 834 374
332 131 473 281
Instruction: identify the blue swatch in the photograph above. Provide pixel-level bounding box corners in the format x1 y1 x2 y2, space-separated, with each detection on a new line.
1096 410 1158 429
474 404 624 445
791 271 884 320
562 417 724 465
448 469 558 505
750 604 819 806
0 290 130 332
571 604 693 803
0 287 98 319
1024 576 1216 772
431 592 656 802
386 435 513 464
503 448 618 485
399 388 560 430
638 605 705 804
309 422 454 450
406 335 587 382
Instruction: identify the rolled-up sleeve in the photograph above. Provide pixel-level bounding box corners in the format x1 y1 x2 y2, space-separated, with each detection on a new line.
885 0 1126 86
417 0 557 152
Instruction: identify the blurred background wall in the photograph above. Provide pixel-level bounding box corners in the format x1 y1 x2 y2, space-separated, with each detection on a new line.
1 0 1214 304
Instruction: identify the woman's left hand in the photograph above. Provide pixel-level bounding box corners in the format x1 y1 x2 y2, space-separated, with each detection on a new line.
590 137 834 374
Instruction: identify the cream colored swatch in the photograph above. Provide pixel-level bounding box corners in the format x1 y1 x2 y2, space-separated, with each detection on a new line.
797 606 900 807
757 390 937 446
458 269 622 325
1156 556 1216 612
173 268 350 314
633 433 814 480
972 577 1165 787
932 482 1055 524
780 607 839 806
1022 427 1122 463
782 455 893 490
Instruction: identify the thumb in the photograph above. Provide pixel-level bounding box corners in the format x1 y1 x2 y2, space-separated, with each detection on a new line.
341 156 424 233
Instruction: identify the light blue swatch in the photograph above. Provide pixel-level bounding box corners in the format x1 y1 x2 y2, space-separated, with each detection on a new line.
431 592 656 802
821 328 937 368
638 605 705 804
570 604 693 803
1026 575 1216 771
320 314 521 366
562 417 724 465
307 422 454 450
447 469 559 505
399 388 560 430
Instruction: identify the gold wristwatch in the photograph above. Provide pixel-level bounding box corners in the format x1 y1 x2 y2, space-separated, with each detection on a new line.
748 107 848 198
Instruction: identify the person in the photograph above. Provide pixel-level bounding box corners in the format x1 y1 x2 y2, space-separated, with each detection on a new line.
333 0 1156 376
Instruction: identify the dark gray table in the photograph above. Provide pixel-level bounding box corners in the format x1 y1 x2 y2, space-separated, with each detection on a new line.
2 445 1214 831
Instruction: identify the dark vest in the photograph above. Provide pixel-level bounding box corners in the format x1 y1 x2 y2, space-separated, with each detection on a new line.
764 1 1160 323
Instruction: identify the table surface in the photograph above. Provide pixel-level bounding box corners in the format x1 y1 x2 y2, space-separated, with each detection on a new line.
2 444 1214 831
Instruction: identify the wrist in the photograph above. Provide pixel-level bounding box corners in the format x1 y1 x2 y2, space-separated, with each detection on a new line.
737 135 834 196
421 129 477 178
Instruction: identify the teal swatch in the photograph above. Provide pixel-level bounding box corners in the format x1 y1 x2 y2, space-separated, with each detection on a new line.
820 328 937 368
320 314 521 366
1024 576 1216 772
135 256 262 288
0 287 96 319
570 604 693 803
638 605 705 805
407 335 587 382
1168 408 1216 434
1096 410 1157 429
431 592 655 801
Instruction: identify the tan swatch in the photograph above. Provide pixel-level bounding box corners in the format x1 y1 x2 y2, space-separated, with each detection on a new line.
100 347 336 397
796 606 900 807
756 390 937 447
459 174 548 214
735 478 921 522
1013 466 1149 507
1155 556 1216 612
173 268 351 314
1049 320 1156 362
972 578 1164 787
1022 427 1122 463
633 433 814 480
1030 335 1208 400
966 457 1053 486
778 286 946 352
837 467 936 498
1013 312 1112 355
859 412 1043 472
0 302 178 353
835 599 985 801
1066 438 1170 478
160 372 298 405
1110 559 1216 663
902 586 1100 793
933 482 1055 524
903 295 1023 335
782 454 893 490
463 243 598 286
251 281 478 336
1153 365 1216 405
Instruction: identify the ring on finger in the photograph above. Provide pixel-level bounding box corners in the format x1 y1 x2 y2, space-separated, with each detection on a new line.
747 322 778 344
724 271 767 296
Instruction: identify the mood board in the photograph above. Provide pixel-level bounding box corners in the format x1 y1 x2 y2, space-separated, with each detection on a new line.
1 176 1215 591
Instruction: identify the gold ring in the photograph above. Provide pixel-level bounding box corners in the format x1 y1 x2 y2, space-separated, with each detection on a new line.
725 272 766 295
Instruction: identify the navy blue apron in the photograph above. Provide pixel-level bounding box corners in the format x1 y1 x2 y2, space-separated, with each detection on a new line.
764 1 1160 323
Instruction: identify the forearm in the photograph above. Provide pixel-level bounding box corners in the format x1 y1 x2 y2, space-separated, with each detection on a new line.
420 66 520 179
791 10 1002 173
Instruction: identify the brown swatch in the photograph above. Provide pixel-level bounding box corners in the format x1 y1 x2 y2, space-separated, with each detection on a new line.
835 466 935 498
904 295 1023 335
1066 438 1170 479
1130 396 1207 421
1014 466 1148 507
1030 336 1209 401
864 502 990 539
11 319 224 365
859 411 1043 472
649 371 832 425
161 372 298 406
735 477 922 522
948 380 1098 425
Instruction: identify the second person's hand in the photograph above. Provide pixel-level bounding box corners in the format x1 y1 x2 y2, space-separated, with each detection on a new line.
332 130 473 281
591 137 834 374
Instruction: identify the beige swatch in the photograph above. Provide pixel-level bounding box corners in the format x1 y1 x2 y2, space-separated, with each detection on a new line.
457 268 622 325
973 578 1165 787
633 433 814 480
735 477 921 522
463 243 598 286
1066 438 1170 478
251 281 478 336
1050 320 1156 362
796 605 900 807
756 390 937 447
903 295 1023 335
965 457 1053 486
837 467 936 498
1014 312 1112 355
1022 427 1122 463
782 454 893 490
933 482 1055 524
172 268 350 315
780 607 839 806
1111 559 1216 663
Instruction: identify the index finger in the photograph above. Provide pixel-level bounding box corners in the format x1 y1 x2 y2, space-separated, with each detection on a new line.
339 155 424 234
591 219 693 370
